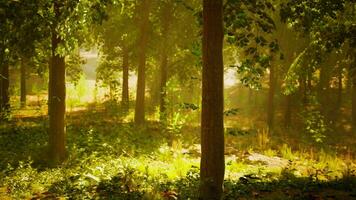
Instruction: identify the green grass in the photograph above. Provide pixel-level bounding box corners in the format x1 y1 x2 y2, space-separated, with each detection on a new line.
0 104 356 199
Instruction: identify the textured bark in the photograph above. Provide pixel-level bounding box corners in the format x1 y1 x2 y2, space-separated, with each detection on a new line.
0 63 10 115
200 0 225 199
134 0 151 125
159 2 172 123
48 1 66 164
20 57 27 107
122 48 129 112
267 64 275 132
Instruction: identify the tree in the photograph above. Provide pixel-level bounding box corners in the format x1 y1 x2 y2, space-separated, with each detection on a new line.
225 0 280 132
94 1 137 112
47 0 66 163
134 0 152 125
158 1 173 123
0 63 9 117
200 0 225 199
20 57 28 107
44 0 109 164
281 0 356 132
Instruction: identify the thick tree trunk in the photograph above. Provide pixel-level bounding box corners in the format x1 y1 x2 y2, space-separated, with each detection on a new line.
159 2 172 123
20 57 27 107
122 48 129 112
200 1 225 199
48 1 66 164
134 0 151 125
267 64 275 132
0 63 10 116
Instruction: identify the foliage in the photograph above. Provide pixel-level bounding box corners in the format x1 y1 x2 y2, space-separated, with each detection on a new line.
300 109 329 143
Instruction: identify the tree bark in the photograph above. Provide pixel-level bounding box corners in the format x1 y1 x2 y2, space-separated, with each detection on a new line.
0 63 10 116
200 0 225 199
122 48 129 112
20 57 27 107
267 64 275 132
134 0 151 125
352 72 356 134
159 1 172 123
48 1 66 164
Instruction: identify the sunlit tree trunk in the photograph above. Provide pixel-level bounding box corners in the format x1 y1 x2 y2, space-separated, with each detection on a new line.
20 57 27 107
122 48 129 112
200 0 225 199
134 0 151 125
267 64 275 132
0 63 10 117
48 1 66 164
159 1 172 123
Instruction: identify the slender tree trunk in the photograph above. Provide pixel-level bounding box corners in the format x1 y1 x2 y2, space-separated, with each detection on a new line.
318 62 332 119
159 2 172 123
200 1 224 199
20 57 27 107
0 63 10 116
337 68 343 109
284 94 292 127
48 1 66 164
160 53 168 122
267 64 275 132
134 0 151 125
122 48 129 112
352 72 356 134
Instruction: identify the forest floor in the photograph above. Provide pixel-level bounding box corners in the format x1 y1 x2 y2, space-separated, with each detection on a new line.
0 102 356 199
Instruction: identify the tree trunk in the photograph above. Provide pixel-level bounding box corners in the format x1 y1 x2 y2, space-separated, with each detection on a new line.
159 2 172 123
20 57 27 107
48 1 66 164
122 48 129 112
0 63 10 116
200 0 225 199
134 0 151 125
267 64 275 132
284 94 292 128
160 53 168 122
352 73 356 134
337 68 343 110
318 62 332 119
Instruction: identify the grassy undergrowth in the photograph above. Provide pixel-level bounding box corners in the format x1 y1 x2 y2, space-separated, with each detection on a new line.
0 106 356 199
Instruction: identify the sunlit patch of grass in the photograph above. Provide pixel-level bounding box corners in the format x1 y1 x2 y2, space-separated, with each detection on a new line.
280 143 295 160
264 149 278 157
2 105 356 199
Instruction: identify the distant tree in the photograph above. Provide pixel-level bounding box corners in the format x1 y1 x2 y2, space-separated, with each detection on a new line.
200 0 225 199
95 1 137 112
281 0 356 132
